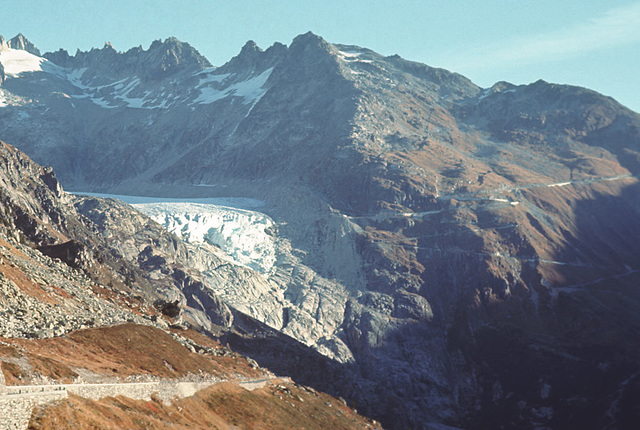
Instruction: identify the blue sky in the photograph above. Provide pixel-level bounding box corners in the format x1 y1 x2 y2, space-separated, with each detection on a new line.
1 0 639 112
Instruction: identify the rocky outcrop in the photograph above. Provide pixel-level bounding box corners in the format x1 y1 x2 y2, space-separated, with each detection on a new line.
175 268 233 327
0 141 240 340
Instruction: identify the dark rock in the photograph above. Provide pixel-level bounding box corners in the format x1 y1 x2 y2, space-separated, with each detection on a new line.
38 240 93 269
174 268 233 327
392 292 433 321
154 299 181 318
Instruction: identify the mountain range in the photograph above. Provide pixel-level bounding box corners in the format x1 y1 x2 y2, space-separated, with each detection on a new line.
1 32 640 429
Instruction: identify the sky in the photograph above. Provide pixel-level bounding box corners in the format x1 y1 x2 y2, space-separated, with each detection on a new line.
1 0 639 112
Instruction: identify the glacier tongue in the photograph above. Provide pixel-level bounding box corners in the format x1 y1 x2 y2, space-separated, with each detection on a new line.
132 201 277 275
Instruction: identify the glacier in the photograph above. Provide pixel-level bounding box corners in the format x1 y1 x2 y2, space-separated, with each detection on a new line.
73 193 276 274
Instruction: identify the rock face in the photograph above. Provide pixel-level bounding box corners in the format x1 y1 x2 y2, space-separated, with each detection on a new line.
8 34 41 56
1 32 640 429
0 140 243 340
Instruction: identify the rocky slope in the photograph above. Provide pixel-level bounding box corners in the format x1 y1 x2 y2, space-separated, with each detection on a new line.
1 33 640 428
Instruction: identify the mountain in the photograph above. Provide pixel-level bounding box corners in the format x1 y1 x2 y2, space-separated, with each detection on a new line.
0 139 378 429
1 32 640 428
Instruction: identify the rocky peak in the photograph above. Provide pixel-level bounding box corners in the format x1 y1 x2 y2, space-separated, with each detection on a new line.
273 31 343 82
241 40 261 55
289 31 331 52
8 33 41 56
145 36 211 74
0 35 8 51
41 48 73 68
287 31 336 64
218 39 287 76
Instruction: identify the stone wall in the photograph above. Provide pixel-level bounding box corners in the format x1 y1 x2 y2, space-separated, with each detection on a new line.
0 390 68 430
0 379 221 430
64 381 216 403
0 363 5 394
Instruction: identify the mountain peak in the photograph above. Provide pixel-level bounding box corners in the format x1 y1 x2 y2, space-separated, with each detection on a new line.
143 37 211 76
241 40 262 54
218 38 285 75
290 31 329 51
8 33 41 56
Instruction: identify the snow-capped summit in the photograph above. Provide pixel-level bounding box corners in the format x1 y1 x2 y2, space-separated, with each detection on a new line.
0 33 40 55
0 33 43 83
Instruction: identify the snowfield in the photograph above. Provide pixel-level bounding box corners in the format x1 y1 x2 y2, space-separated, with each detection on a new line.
0 48 45 76
74 193 276 274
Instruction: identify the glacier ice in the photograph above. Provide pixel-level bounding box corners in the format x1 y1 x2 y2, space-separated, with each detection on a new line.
135 202 277 274
72 193 275 275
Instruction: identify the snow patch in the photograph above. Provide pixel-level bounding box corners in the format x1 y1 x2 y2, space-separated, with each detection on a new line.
88 97 118 109
67 73 173 109
194 68 273 106
66 68 88 87
196 70 230 86
478 88 491 100
193 87 228 104
548 181 571 188
338 50 374 66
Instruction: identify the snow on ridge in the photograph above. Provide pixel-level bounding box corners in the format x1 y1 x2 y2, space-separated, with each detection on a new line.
337 50 373 65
